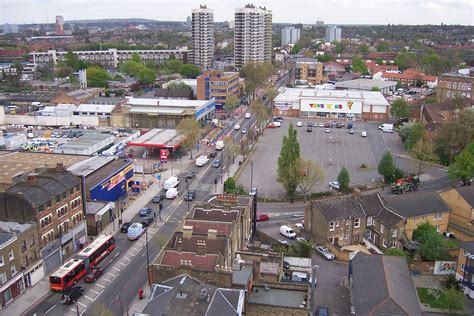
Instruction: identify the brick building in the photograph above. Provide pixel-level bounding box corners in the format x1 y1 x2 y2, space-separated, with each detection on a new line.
437 68 474 102
197 70 241 110
294 58 323 85
439 187 474 241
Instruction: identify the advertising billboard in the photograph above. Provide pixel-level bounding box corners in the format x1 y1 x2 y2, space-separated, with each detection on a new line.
300 98 362 114
434 261 457 275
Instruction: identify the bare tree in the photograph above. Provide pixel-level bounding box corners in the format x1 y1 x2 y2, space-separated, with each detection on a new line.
176 118 202 159
297 159 325 203
410 139 438 175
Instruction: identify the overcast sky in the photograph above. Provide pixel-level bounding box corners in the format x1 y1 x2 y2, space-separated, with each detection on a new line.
0 0 472 25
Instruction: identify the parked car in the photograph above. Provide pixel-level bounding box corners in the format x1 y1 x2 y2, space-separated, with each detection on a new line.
121 222 132 233
336 122 342 128
241 129 247 134
245 113 251 119
61 286 84 304
211 159 221 168
296 121 302 127
329 181 340 190
152 194 164 203
315 246 335 260
325 128 330 133
234 124 241 130
361 131 367 137
318 122 324 128
324 122 331 128
267 122 278 128
348 129 355 134
184 190 196 201
273 116 283 122
307 126 313 132
208 151 217 158
139 207 152 217
84 268 104 283
283 261 290 270
277 239 289 245
272 121 281 127
185 171 196 180
257 214 270 221
196 155 210 167
166 188 179 199
141 217 154 227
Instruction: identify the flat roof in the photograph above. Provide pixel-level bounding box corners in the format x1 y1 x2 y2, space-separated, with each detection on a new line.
127 128 182 148
0 151 90 187
53 132 114 154
248 286 308 308
67 156 116 177
75 103 116 113
127 97 211 108
335 78 397 89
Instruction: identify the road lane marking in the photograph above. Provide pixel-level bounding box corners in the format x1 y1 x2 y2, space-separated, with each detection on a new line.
84 295 94 301
77 301 87 308
90 289 101 295
45 304 56 314
96 283 105 288
132 246 140 252
107 272 116 277
113 266 121 272
117 261 127 266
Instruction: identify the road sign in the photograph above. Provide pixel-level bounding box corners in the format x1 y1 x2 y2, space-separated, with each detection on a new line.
155 174 161 180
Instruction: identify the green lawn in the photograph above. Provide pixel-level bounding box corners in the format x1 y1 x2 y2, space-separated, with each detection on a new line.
417 287 450 309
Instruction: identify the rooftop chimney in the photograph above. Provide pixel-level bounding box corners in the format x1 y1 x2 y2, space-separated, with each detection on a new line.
196 240 206 256
55 162 65 171
207 229 217 240
177 237 183 252
183 225 193 239
26 174 38 185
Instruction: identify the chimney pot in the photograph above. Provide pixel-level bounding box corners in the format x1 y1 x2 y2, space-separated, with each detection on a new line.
196 239 207 256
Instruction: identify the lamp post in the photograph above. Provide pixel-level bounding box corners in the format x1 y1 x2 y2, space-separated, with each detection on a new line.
74 304 79 316
309 265 320 316
185 177 190 213
145 228 150 288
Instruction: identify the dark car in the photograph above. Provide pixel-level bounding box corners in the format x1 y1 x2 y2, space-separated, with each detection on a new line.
61 286 84 304
273 116 283 122
139 207 152 217
336 122 342 128
84 268 104 283
307 126 312 132
184 190 196 201
141 217 154 227
211 160 221 168
324 122 331 128
316 307 329 316
121 222 132 233
152 194 164 203
185 171 196 180
208 151 217 158
283 261 290 270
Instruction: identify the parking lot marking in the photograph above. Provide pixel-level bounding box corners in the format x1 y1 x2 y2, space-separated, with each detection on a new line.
77 301 87 308
113 266 121 272
107 272 116 277
117 261 127 266
45 304 56 314
70 308 78 313
102 277 112 282
123 256 131 262
95 283 106 288
84 295 94 301
90 289 101 295
132 246 140 252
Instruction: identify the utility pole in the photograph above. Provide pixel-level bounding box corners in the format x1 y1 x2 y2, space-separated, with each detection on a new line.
145 228 150 288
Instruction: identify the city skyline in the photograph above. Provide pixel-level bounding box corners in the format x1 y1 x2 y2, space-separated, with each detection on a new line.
0 0 472 25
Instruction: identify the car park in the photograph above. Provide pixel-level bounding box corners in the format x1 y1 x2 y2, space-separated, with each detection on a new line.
257 214 270 221
141 217 154 227
211 159 221 168
315 246 335 260
121 222 132 233
166 187 179 199
84 268 104 283
329 181 340 190
152 194 164 203
61 286 84 304
184 190 196 201
296 121 302 127
139 207 152 217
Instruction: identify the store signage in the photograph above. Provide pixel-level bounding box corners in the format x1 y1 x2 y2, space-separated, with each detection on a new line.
301 99 362 114
160 149 168 163
101 164 133 191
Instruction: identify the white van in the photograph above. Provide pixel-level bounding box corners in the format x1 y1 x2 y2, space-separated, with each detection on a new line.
215 140 225 151
280 225 297 239
378 123 394 133
196 155 209 167
291 271 309 282
164 176 179 190
245 113 251 119
166 187 179 199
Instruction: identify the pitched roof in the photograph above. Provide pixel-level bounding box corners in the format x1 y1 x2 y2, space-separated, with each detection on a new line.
192 208 239 222
456 186 474 207
160 250 218 271
382 69 437 82
183 219 233 236
358 193 404 227
352 254 422 316
311 196 365 221
460 241 474 254
171 234 226 254
383 192 451 218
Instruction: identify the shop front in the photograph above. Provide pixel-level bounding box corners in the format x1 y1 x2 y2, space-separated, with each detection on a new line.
89 162 134 207
299 98 363 119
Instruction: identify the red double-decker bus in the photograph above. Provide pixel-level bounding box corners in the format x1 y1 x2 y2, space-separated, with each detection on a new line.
77 235 116 268
49 258 86 291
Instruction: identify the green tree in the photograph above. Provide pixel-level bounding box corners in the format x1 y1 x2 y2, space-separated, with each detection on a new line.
297 159 324 202
376 43 387 52
55 66 73 78
265 88 278 101
378 151 396 183
87 66 109 87
167 81 190 90
384 248 406 257
425 96 437 104
277 123 301 199
359 44 369 53
316 54 334 62
131 52 141 63
224 177 237 194
351 56 368 74
179 64 200 78
64 51 80 71
398 122 425 150
337 167 350 193
371 86 380 91
176 118 202 159
137 67 156 85
448 141 474 185
334 41 346 54
445 287 465 314
241 62 275 99
390 98 410 121
413 222 447 261
291 42 302 55
395 52 418 71
420 53 452 76
410 139 438 175
120 60 143 77
413 222 438 243
290 240 314 258
224 95 240 113
251 101 272 130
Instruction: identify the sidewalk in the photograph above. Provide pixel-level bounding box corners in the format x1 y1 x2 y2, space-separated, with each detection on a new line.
11 159 190 316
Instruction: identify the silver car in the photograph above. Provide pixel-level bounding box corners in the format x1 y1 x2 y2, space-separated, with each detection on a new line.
315 246 335 260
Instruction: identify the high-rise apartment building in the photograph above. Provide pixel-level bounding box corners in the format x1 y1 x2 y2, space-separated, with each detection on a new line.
325 26 341 43
2 23 18 34
55 15 64 35
281 27 301 46
191 5 214 70
234 4 272 69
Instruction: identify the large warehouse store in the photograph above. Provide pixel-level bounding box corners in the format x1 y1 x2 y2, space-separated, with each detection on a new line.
273 88 390 121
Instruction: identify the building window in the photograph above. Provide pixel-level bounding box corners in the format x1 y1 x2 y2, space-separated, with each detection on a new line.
21 240 27 253
367 216 373 226
11 265 17 276
447 81 452 88
329 222 335 231
30 235 35 247
392 229 397 238
9 249 14 261
354 218 360 228
56 195 60 203
434 213 442 220
390 241 397 248
380 224 384 234
0 256 3 267
383 239 388 247
435 225 440 232
461 263 465 272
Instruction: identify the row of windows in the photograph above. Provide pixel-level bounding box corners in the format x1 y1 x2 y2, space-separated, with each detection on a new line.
444 81 472 90
446 91 471 99
329 218 361 231
37 186 80 212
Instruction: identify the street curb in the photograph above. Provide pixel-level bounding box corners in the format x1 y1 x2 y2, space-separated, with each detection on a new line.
233 140 259 183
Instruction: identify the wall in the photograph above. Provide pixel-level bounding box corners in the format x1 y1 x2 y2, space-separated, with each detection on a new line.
404 212 450 240
2 114 99 127
439 189 474 241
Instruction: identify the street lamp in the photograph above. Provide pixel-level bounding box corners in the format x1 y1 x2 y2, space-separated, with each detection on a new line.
309 265 320 316
145 228 150 288
73 304 79 316
185 177 190 213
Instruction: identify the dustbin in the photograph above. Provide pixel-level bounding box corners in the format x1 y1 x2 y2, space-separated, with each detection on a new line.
138 288 144 300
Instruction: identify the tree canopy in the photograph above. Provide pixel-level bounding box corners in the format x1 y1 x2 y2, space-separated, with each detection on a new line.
176 118 202 158
297 159 324 202
390 98 411 121
337 167 351 193
351 56 368 74
410 139 438 175
413 222 447 261
277 123 301 199
87 66 109 87
448 141 474 185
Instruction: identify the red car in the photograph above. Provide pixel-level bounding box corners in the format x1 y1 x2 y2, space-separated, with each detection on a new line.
84 268 104 283
267 123 277 128
257 214 270 221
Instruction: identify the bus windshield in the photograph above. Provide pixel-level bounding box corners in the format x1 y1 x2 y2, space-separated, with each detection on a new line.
49 276 62 284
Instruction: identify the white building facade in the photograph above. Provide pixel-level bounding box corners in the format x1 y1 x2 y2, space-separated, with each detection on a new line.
281 27 301 46
234 4 272 69
191 5 214 69
325 26 342 43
